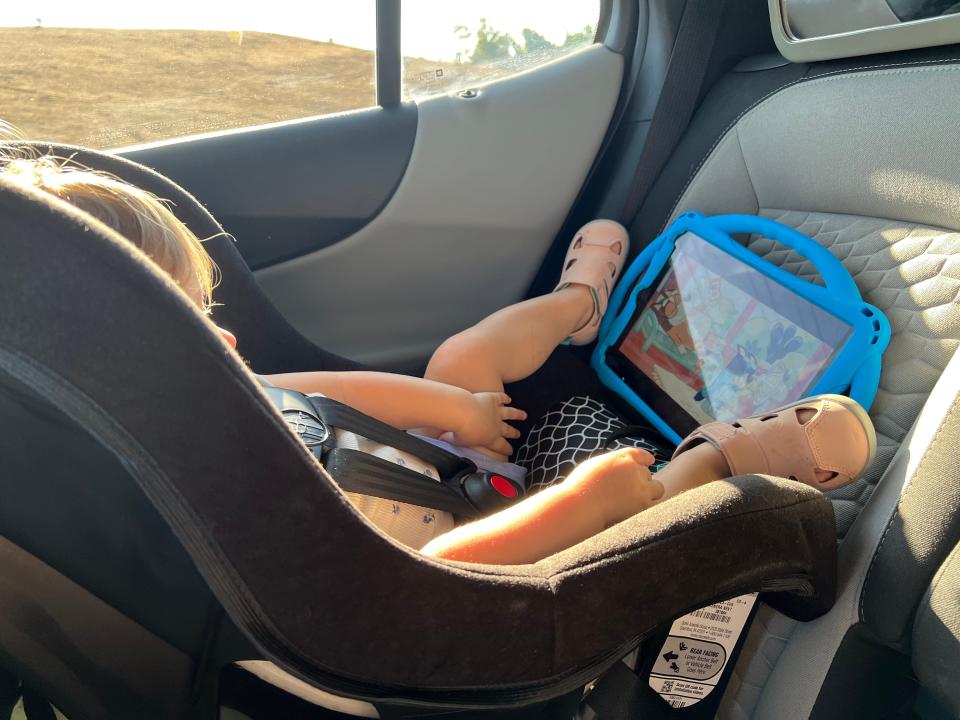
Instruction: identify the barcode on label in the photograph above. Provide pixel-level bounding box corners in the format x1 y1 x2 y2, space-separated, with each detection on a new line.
668 698 688 708
691 609 731 623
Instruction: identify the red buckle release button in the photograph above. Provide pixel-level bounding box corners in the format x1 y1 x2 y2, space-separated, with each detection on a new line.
490 474 517 498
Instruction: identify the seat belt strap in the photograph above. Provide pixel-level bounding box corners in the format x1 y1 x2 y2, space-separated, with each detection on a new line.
620 0 728 227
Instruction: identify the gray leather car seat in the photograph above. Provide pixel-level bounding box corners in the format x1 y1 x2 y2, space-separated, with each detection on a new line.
645 60 960 718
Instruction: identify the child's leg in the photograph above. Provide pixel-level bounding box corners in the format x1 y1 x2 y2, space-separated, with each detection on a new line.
424 286 594 393
425 220 628 394
422 395 876 564
421 444 727 565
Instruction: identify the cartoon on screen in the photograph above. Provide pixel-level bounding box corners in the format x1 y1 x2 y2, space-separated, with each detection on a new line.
649 286 695 353
618 234 846 424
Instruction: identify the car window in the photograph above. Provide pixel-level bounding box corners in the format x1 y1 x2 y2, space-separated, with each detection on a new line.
0 2 376 149
0 2 605 150
401 0 602 100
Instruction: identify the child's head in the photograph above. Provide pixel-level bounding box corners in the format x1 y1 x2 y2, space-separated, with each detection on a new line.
0 153 219 315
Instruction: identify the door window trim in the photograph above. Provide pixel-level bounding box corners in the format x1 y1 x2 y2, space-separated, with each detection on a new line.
376 0 402 107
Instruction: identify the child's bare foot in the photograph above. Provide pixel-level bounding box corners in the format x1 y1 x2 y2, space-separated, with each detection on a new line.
665 395 876 501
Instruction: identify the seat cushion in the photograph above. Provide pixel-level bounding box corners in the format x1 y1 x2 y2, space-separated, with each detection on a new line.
664 61 960 536
651 59 960 718
747 210 960 537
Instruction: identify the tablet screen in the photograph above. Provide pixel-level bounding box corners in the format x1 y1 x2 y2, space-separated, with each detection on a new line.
615 232 852 431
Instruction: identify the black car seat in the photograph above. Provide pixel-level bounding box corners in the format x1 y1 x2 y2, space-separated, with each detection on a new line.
0 146 837 720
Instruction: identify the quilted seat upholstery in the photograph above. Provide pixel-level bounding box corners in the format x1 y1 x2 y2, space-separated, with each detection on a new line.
655 61 960 718
749 210 960 537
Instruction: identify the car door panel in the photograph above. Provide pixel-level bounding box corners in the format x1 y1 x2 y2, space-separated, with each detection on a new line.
121 104 417 270
255 45 623 366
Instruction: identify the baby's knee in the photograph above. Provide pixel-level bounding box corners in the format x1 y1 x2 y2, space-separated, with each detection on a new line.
427 332 480 377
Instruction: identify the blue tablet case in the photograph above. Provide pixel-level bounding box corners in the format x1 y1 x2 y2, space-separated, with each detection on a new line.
591 213 891 445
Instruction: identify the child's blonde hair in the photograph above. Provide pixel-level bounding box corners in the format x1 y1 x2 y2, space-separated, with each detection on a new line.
0 152 219 312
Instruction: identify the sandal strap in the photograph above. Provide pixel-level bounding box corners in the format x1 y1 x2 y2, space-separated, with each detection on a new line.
554 245 617 307
554 220 629 346
736 414 819 486
672 421 770 477
672 396 873 490
778 398 869 484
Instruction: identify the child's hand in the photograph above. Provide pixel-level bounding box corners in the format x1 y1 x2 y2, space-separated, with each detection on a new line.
442 392 527 456
567 448 663 525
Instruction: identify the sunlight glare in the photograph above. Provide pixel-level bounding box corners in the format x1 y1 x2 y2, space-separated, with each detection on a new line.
1 1 600 61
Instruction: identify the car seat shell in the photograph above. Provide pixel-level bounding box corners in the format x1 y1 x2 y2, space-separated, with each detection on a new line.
0 171 838 711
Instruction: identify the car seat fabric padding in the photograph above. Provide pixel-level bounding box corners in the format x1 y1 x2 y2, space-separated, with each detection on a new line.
0 178 838 698
0 375 219 656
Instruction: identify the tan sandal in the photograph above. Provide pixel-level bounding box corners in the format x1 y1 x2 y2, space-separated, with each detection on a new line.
554 219 629 345
672 394 877 491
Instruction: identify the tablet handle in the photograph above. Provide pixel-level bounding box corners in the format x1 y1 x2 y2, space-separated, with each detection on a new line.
707 214 861 298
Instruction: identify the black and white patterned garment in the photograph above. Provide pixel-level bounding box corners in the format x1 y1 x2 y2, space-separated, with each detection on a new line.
515 396 676 491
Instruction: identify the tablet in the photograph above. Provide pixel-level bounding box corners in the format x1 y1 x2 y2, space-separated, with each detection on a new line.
593 213 890 445
606 232 852 437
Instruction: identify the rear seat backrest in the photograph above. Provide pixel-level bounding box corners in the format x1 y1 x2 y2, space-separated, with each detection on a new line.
749 211 960 536
666 63 960 537
651 60 960 718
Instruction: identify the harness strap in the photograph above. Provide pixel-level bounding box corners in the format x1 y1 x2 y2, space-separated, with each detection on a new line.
325 448 479 516
306 396 469 478
262 387 522 518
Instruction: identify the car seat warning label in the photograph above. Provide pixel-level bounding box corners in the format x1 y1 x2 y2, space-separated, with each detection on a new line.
649 593 758 708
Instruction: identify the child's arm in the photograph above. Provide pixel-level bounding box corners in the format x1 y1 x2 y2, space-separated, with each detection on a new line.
264 371 525 455
421 448 662 564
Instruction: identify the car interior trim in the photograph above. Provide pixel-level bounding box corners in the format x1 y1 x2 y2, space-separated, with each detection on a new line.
254 45 625 366
375 0 401 108
121 104 419 270
769 0 960 62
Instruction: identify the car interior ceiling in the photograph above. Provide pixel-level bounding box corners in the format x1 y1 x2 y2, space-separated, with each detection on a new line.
0 0 959 719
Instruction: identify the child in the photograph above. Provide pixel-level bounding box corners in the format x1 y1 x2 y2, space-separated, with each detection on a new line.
1 153 629 461
421 392 873 563
1 155 876 565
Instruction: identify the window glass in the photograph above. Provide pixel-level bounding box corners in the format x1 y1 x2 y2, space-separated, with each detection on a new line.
401 1 602 100
0 2 376 149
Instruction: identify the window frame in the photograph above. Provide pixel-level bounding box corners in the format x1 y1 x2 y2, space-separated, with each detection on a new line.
376 0 402 107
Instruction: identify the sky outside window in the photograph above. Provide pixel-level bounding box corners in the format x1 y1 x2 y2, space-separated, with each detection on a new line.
0 1 598 62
